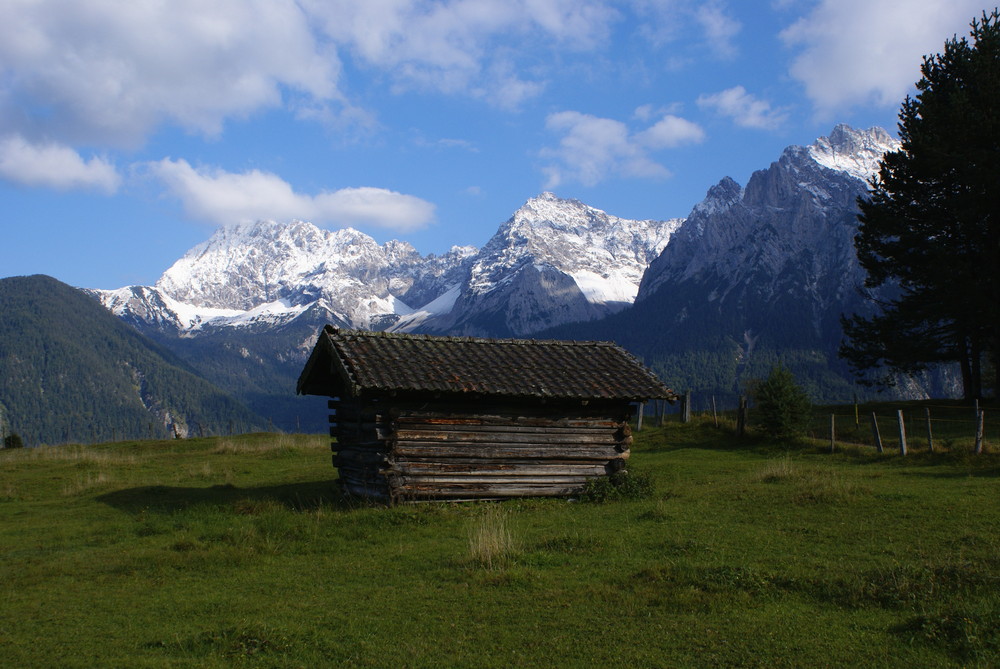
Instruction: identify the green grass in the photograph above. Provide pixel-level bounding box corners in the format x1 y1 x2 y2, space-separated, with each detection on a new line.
2 424 999 667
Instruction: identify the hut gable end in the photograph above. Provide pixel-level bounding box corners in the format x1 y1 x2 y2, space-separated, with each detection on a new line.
297 326 675 502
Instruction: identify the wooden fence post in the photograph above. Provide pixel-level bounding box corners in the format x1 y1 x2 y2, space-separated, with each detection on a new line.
830 413 836 453
896 409 907 456
681 391 692 424
870 412 883 453
975 410 985 454
636 402 645 431
711 395 719 428
925 407 933 453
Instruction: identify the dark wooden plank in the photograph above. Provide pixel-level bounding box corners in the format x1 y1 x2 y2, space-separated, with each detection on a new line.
392 429 618 445
395 415 623 429
392 442 628 460
394 474 594 485
388 462 610 476
392 482 585 498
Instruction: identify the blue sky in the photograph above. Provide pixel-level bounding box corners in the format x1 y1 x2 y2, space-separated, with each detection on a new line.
0 0 989 289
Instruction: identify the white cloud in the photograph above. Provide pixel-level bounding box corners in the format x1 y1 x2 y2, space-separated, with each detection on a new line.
695 1 741 59
0 135 120 192
541 110 704 188
638 115 706 148
697 86 789 130
148 159 435 232
302 0 617 106
781 0 985 116
0 0 339 147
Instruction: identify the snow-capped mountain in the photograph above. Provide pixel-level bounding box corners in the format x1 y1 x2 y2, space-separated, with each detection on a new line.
404 192 682 336
94 221 477 333
638 124 898 306
550 124 936 402
94 193 679 339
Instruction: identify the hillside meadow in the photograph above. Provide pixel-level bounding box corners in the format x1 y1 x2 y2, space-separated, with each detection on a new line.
1 413 998 668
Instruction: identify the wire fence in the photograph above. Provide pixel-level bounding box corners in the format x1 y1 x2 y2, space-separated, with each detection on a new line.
637 394 995 454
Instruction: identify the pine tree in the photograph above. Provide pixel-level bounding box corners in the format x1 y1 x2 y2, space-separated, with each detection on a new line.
748 366 812 439
842 9 1000 399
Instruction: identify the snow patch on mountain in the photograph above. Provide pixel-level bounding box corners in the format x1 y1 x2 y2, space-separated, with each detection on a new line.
466 192 681 303
95 186 685 339
807 124 899 183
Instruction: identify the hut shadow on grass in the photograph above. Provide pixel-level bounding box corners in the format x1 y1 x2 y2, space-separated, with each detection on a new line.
97 479 353 514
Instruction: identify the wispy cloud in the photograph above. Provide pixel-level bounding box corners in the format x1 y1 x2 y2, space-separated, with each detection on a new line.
540 110 704 188
0 135 120 192
147 159 435 232
697 86 790 130
780 0 984 117
695 1 741 59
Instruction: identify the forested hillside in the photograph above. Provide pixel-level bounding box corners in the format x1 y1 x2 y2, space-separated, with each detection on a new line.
0 275 266 445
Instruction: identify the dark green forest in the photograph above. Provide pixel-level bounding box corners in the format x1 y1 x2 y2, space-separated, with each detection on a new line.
0 275 266 446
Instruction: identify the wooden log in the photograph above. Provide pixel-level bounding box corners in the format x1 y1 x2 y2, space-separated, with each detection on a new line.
392 429 617 445
392 482 585 499
830 413 836 453
391 442 627 461
394 415 623 429
392 474 596 485
390 403 630 422
897 409 907 456
925 407 933 453
393 420 620 434
388 462 611 477
975 410 985 454
870 411 883 453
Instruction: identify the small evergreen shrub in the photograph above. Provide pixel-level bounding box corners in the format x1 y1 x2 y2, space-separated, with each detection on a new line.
579 469 655 503
748 366 812 439
3 433 24 449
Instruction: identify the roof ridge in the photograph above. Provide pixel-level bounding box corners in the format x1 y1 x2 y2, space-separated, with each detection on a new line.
326 326 617 348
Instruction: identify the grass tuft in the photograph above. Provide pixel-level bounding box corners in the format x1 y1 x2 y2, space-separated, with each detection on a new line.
466 503 518 570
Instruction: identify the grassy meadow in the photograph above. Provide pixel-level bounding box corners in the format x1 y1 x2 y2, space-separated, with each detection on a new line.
1 411 999 667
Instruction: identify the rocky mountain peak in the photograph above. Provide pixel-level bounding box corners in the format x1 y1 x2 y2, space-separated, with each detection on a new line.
466 193 682 300
691 176 743 219
807 124 900 182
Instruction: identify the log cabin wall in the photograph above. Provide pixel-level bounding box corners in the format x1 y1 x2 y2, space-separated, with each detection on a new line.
330 396 633 502
299 326 676 502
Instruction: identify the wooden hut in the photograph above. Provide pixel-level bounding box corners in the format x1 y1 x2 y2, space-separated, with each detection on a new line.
297 326 675 502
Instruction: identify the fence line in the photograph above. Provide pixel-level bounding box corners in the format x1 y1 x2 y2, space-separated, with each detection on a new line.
643 391 993 454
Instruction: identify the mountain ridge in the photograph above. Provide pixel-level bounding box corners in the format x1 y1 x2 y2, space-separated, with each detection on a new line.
0 274 266 445
73 123 952 432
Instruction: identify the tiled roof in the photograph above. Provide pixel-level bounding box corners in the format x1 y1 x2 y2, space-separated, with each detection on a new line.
297 325 675 401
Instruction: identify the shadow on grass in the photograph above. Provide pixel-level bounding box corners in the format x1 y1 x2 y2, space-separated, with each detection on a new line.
97 479 357 514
